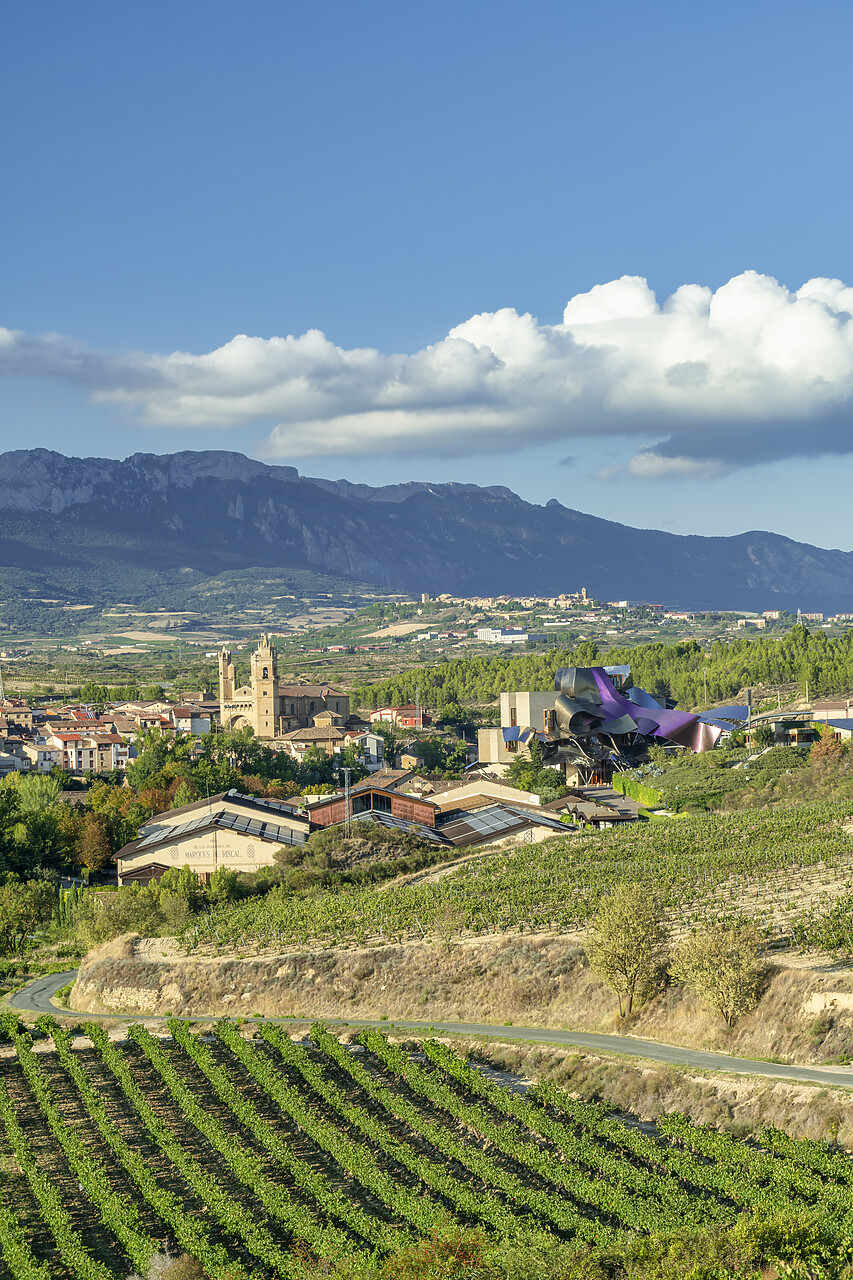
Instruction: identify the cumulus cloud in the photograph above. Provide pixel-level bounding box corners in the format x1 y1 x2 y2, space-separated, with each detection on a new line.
3 270 853 473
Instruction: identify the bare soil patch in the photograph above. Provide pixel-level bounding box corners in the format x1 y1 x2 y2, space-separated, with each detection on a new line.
366 621 433 637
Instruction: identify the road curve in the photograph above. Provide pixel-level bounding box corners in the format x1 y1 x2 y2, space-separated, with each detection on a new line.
10 969 853 1092
10 970 80 1016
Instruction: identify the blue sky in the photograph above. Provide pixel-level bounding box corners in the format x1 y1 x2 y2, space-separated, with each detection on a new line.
3 1 853 546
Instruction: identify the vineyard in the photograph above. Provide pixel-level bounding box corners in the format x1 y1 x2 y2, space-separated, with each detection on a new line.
181 800 853 953
2 1014 853 1278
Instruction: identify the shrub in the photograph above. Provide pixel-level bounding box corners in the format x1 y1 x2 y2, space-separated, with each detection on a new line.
670 921 767 1026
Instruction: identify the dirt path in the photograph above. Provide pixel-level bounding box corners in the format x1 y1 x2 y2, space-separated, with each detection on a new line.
378 849 500 892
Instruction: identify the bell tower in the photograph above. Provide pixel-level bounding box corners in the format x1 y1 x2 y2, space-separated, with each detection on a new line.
218 648 236 726
250 633 281 738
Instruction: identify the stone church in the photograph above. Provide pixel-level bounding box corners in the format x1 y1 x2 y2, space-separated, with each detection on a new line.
218 635 350 739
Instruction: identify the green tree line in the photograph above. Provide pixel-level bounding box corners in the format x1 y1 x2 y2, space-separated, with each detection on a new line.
352 625 853 713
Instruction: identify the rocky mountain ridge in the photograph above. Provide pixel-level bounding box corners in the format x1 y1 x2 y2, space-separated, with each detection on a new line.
0 447 851 613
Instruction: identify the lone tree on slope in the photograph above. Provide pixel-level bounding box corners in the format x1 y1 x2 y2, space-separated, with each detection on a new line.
587 882 670 1019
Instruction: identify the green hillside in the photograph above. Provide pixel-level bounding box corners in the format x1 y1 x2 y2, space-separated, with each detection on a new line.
183 801 853 953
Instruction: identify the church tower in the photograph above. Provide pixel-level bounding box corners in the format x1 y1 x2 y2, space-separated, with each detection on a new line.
218 647 236 725
250 633 281 738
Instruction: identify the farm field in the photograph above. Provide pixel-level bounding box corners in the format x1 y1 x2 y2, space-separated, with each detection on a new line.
183 800 853 955
2 1014 853 1279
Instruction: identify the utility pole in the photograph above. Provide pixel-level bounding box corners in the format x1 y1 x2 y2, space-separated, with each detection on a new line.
343 767 352 837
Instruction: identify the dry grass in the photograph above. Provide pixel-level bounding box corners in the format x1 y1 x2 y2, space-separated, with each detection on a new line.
72 931 853 1070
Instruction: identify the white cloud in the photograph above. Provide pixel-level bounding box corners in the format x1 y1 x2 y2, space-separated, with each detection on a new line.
597 451 732 481
3 269 853 472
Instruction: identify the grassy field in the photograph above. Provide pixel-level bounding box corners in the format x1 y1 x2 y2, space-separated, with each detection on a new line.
3 1015 853 1280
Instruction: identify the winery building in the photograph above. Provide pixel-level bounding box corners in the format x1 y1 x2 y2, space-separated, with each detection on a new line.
116 790 311 885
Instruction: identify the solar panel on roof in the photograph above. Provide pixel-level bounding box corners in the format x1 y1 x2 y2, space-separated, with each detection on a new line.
135 803 309 853
502 805 567 829
462 807 518 834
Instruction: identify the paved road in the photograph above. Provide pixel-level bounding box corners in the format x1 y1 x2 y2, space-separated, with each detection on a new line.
10 969 853 1091
10 970 80 1016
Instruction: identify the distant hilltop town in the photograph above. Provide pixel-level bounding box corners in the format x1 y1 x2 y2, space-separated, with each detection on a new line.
414 593 849 637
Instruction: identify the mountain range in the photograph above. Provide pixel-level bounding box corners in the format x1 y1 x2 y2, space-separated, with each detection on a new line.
0 447 851 625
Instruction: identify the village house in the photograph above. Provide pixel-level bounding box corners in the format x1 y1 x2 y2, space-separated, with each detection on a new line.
369 705 431 729
345 731 386 770
19 742 61 773
45 731 132 774
168 704 213 734
0 701 35 729
279 725 347 761
812 700 853 721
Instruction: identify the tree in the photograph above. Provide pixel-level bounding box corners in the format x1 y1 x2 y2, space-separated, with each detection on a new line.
0 878 54 958
203 726 262 772
299 747 338 787
193 758 239 796
370 721 401 768
158 865 205 907
670 920 767 1026
78 814 113 872
208 867 246 904
125 729 179 788
170 781 198 810
5 773 62 815
333 746 369 785
586 883 670 1018
812 728 847 762
752 722 775 750
73 881 164 950
2 775 65 872
505 745 568 803
416 737 453 772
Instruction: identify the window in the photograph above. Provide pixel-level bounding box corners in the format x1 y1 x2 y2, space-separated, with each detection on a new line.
262 666 269 679
309 701 315 713
505 739 518 753
509 706 517 727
